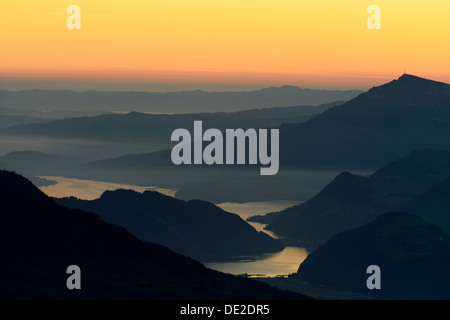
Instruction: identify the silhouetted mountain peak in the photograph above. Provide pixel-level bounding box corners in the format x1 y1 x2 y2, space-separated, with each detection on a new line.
97 189 240 218
367 73 450 97
391 73 448 87
399 73 428 81
280 74 450 169
333 170 359 181
99 189 139 201
396 73 446 85
318 171 371 197
0 170 54 206
98 189 177 205
302 75 450 128
187 199 231 213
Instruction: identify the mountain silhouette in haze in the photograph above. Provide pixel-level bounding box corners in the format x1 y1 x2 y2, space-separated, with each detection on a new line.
1 101 342 142
295 212 450 299
249 149 450 248
68 74 450 173
0 151 83 188
249 171 398 248
280 74 450 169
0 151 81 175
0 170 306 299
0 87 361 113
406 176 450 234
370 148 450 198
56 190 283 261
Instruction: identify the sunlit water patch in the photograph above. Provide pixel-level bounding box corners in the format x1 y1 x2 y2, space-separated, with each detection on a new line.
205 247 309 278
213 201 309 277
38 176 177 200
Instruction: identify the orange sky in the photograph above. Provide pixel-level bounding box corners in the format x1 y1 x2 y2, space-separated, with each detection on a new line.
1 0 449 90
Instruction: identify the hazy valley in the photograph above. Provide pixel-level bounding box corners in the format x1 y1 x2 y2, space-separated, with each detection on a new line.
2 75 450 299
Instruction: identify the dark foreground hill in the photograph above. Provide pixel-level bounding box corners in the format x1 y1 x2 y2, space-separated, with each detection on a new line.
56 190 283 262
0 170 306 300
295 212 450 299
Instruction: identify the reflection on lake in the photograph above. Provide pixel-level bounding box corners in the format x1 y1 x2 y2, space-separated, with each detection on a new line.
38 176 177 200
205 247 309 278
214 201 309 277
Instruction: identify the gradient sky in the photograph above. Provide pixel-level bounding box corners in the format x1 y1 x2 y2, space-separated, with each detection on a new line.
1 0 449 91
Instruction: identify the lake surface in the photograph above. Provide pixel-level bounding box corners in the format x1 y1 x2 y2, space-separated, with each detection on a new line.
39 176 177 200
38 176 309 277
205 247 309 277
214 201 308 277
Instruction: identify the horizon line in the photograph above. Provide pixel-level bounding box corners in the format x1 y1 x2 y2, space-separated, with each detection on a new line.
0 72 447 93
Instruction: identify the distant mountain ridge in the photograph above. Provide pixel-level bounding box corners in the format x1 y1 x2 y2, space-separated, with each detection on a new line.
405 176 450 234
0 151 83 186
0 86 361 113
1 101 342 141
57 74 450 172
